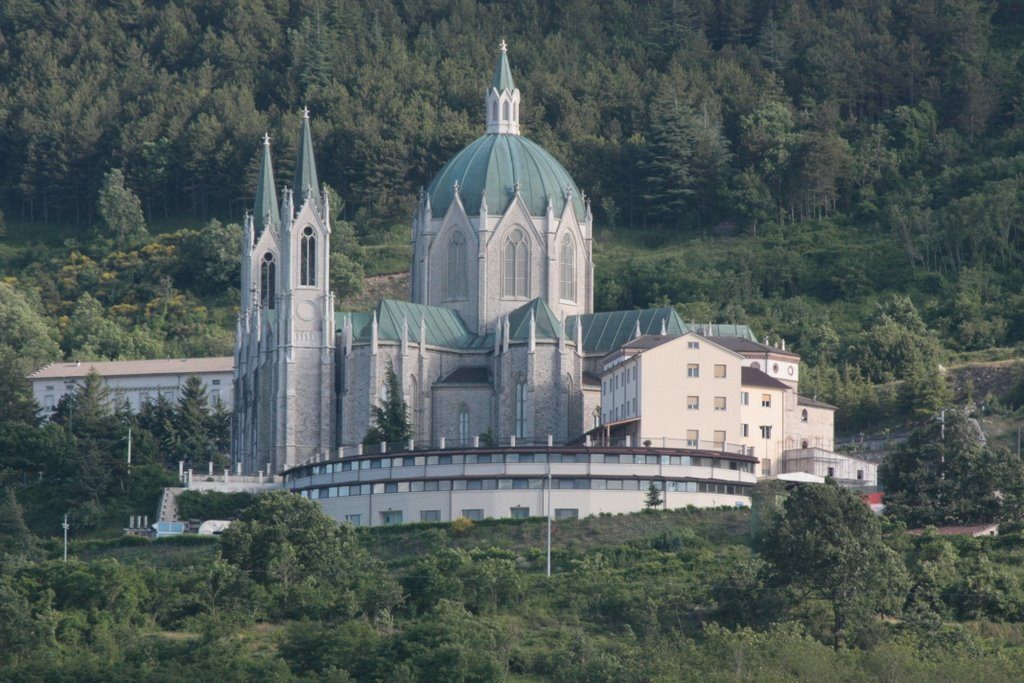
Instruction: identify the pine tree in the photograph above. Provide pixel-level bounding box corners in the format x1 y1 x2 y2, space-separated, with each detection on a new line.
363 362 411 447
97 168 147 247
644 482 663 510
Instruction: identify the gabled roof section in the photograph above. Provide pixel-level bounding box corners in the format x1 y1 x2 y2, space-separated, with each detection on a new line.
507 298 561 341
572 307 685 354
716 336 798 357
254 134 280 233
491 43 515 92
29 357 233 380
293 108 319 201
741 366 790 390
798 395 837 410
437 367 492 385
347 300 490 350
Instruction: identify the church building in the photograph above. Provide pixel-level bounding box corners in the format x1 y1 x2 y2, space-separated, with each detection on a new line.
232 45 765 476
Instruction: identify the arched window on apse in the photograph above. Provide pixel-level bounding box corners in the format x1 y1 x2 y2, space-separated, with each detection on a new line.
458 404 470 446
300 227 316 286
260 252 276 309
514 379 527 438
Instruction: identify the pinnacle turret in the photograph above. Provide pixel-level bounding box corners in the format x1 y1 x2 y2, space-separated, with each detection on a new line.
293 107 320 205
254 133 280 233
486 42 521 135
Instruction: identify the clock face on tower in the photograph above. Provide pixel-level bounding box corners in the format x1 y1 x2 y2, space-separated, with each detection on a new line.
296 299 318 323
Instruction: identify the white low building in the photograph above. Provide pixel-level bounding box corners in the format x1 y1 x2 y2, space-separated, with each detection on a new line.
284 445 757 526
28 357 233 416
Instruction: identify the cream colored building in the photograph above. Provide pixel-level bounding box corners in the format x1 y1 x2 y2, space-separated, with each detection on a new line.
596 333 873 488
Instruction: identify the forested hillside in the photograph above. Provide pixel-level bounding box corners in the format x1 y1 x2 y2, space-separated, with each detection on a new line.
2 0 1024 431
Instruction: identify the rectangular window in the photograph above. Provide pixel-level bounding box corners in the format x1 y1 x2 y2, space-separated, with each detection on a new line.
510 506 530 519
714 396 726 411
212 379 221 385
760 425 772 439
761 393 772 407
713 430 726 448
741 423 749 437
714 364 726 378
461 508 484 521
686 429 699 447
827 467 835 478
687 364 699 378
345 514 362 526
687 395 699 410
687 341 699 349
555 508 579 520
380 511 403 525
857 469 864 480
44 394 55 409
741 391 749 406
420 510 441 523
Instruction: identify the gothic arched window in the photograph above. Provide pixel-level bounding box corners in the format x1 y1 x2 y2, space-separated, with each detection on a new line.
491 100 498 121
300 226 316 286
559 234 575 302
446 231 467 299
502 100 510 121
260 252 276 309
514 379 527 438
458 404 470 445
503 229 529 298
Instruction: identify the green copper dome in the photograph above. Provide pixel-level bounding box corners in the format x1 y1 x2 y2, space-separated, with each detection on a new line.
427 133 584 219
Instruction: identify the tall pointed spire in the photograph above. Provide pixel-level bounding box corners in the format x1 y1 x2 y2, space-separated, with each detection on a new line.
486 42 521 135
492 40 515 92
254 133 280 233
293 107 320 204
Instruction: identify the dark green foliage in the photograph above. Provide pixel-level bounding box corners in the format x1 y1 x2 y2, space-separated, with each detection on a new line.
757 482 908 649
881 410 1024 526
363 362 411 446
644 482 663 510
177 491 257 521
97 169 147 247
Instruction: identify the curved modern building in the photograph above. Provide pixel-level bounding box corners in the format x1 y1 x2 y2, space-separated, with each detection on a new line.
283 444 756 526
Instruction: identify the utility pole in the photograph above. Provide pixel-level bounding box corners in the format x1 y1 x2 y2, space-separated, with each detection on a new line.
62 514 69 562
546 469 552 578
127 427 132 474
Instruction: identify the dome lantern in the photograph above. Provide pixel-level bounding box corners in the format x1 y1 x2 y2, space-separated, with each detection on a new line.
485 41 520 135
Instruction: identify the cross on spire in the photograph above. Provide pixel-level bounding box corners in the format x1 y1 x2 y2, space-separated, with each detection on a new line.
499 39 507 52
301 105 310 119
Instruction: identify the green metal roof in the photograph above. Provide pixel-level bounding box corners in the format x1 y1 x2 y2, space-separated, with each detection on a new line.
507 298 562 341
343 300 491 350
293 110 319 201
491 47 515 92
427 134 584 218
254 135 279 233
571 308 684 354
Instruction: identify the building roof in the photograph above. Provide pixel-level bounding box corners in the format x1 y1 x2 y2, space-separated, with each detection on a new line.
715 336 799 358
427 133 584 219
507 298 562 341
572 308 683 354
29 357 234 380
907 524 999 537
345 300 491 350
436 366 492 386
741 366 790 390
798 395 837 410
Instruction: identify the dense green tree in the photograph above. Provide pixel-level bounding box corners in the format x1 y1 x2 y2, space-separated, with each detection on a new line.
644 482 663 510
363 361 411 447
880 410 1024 526
757 482 908 649
97 168 147 247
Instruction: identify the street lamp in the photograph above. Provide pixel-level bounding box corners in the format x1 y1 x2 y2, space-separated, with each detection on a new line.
62 514 69 562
